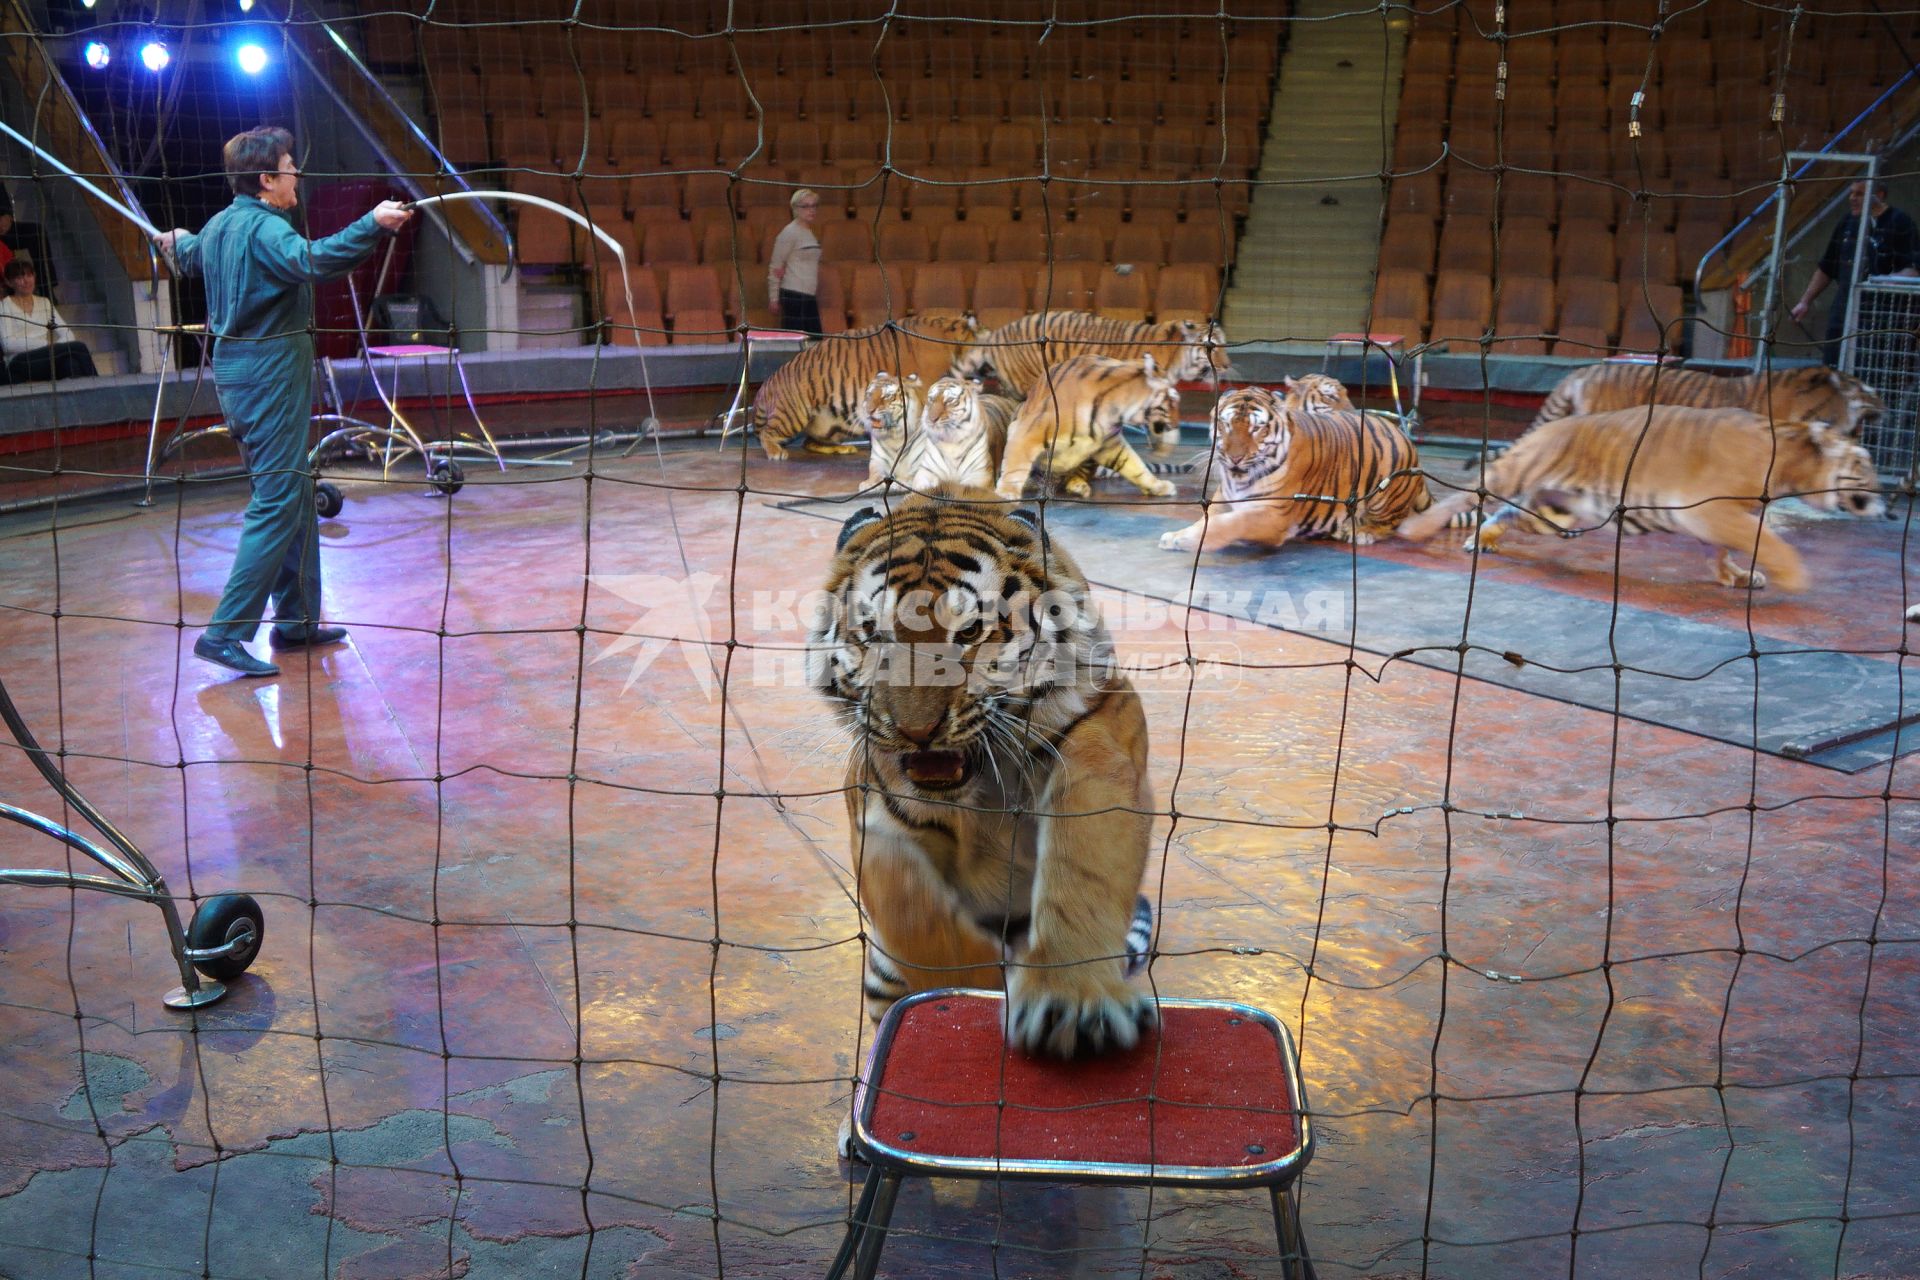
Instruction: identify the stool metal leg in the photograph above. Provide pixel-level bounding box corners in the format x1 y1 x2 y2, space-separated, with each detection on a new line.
850 1173 902 1280
824 1171 883 1280
1271 1184 1316 1280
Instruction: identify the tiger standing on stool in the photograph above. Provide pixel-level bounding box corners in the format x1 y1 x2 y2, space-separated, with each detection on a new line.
1396 405 1884 591
1160 384 1431 553
810 488 1158 1066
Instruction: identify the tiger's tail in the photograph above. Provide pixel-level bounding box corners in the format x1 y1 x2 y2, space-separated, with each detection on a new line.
1124 894 1154 978
1397 485 1481 540
1529 374 1587 427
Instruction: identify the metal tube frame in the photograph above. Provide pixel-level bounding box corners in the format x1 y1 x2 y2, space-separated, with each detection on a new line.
1322 333 1423 436
0 674 238 1009
831 988 1318 1278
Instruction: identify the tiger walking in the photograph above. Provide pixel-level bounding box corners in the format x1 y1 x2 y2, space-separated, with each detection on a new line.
1530 362 1883 436
751 316 979 461
1396 405 1885 591
996 354 1182 500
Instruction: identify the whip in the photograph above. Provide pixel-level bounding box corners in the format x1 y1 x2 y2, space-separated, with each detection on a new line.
0 119 165 239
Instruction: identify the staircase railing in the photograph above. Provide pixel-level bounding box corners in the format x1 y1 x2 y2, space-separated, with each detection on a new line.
1693 71 1920 322
287 4 512 267
0 0 160 283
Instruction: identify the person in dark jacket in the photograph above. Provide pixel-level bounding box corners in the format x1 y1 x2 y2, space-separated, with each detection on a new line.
155 127 412 677
1789 180 1920 366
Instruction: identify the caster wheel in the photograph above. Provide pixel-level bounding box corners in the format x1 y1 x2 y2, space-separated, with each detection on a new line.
186 893 264 981
430 460 464 495
315 481 345 519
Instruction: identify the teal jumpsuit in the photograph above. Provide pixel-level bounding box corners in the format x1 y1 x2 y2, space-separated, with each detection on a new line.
173 196 388 644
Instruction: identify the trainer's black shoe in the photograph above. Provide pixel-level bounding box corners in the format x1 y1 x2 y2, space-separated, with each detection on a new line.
269 625 348 651
194 636 280 677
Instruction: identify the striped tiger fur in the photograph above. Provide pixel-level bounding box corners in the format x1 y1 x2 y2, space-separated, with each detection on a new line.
997 353 1182 500
1282 373 1354 412
1532 362 1883 436
1161 384 1431 553
1397 405 1885 591
911 375 1023 490
752 315 979 461
811 487 1158 1058
859 371 927 486
958 312 1228 399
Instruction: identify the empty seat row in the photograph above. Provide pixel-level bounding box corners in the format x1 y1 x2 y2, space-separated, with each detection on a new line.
599 259 1223 345
518 203 1233 279
461 112 1263 176
424 70 1271 132
1369 269 1688 357
493 166 1252 228
387 19 1279 83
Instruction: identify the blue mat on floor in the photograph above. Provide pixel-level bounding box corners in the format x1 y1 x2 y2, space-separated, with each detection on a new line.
778 493 1918 773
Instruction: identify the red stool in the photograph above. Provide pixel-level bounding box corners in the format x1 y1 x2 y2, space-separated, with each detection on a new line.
829 989 1316 1279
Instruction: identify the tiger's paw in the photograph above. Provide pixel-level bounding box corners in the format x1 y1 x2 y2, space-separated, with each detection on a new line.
1062 475 1093 498
1159 523 1202 552
1006 964 1157 1059
1717 561 1767 590
835 1110 863 1162
804 441 861 456
1142 478 1178 498
761 441 790 462
1463 524 1505 554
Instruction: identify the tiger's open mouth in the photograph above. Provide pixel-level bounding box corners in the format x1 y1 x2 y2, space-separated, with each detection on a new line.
902 749 970 789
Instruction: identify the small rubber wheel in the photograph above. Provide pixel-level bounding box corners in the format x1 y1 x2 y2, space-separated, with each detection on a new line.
315 481 345 519
186 894 265 981
430 460 464 495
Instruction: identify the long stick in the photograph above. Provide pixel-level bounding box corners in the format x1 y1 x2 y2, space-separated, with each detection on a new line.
0 120 163 240
402 190 635 327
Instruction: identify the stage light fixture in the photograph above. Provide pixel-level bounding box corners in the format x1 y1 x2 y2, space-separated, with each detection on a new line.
236 42 269 75
83 40 111 69
139 41 169 72
239 0 255 9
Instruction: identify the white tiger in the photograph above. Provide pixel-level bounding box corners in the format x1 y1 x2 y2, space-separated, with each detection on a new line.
911 376 1022 490
859 371 929 487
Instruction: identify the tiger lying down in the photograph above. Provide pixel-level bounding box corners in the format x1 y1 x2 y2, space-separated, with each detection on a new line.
1396 406 1885 591
1159 382 1431 553
810 487 1158 1071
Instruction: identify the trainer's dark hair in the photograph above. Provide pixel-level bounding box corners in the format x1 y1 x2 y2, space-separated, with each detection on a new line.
3 257 34 285
224 127 296 197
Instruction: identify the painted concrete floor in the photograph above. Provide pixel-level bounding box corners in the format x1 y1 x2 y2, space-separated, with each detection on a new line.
0 431 1916 1279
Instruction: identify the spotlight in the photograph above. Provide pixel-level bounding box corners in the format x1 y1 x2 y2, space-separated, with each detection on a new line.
81 0 96 8
139 41 169 73
83 40 111 69
239 0 254 9
236 42 269 75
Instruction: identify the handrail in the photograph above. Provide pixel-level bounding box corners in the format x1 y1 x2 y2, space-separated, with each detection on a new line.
1694 69 1920 298
287 5 512 267
0 0 161 284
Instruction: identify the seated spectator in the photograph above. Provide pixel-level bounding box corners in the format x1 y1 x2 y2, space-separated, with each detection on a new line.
0 258 97 385
0 184 53 293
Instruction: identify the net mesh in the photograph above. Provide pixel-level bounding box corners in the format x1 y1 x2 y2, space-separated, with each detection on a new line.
0 0 1916 1276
